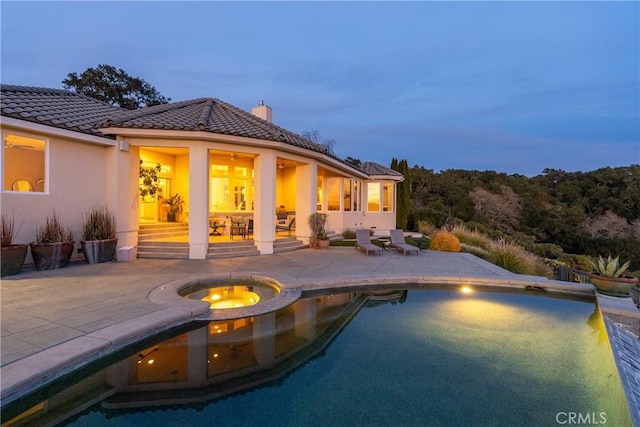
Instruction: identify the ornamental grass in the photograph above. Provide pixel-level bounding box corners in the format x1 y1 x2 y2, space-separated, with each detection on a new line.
487 238 551 277
450 225 492 250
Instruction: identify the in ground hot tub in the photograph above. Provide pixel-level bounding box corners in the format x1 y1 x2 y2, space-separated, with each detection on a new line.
179 277 300 320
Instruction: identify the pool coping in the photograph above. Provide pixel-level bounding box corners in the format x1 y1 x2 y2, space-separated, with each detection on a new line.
597 293 640 425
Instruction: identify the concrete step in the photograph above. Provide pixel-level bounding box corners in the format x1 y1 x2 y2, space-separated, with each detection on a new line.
207 250 261 259
137 244 189 253
139 223 189 231
137 242 189 259
137 251 189 259
207 239 260 259
139 231 189 241
274 237 308 253
138 222 189 244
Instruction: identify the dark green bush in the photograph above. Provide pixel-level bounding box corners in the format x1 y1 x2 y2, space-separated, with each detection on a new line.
529 242 564 259
342 229 356 239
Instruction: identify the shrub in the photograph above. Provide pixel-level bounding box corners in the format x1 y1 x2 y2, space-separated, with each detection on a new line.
409 208 447 230
529 242 564 259
557 253 593 272
341 228 356 239
416 220 437 237
450 225 492 250
430 232 461 252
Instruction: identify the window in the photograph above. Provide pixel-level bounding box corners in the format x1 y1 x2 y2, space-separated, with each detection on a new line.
343 179 352 211
3 133 47 193
354 181 361 211
210 177 229 211
210 163 253 211
327 177 340 211
382 183 392 211
316 176 324 211
367 183 380 211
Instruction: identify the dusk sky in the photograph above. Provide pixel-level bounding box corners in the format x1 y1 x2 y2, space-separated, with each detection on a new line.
2 1 638 176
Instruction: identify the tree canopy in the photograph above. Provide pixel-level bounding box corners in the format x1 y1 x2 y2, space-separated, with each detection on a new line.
62 64 170 110
407 164 640 269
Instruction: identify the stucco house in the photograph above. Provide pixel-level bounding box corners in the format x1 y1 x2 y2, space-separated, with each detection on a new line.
1 84 403 263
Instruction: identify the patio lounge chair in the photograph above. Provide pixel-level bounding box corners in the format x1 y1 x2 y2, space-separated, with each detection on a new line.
389 229 419 255
276 217 295 236
355 229 383 256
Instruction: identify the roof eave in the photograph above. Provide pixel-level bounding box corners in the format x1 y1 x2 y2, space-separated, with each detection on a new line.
99 127 370 179
1 116 116 147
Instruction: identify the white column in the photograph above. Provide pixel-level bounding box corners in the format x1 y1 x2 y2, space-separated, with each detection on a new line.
254 151 276 254
189 144 208 259
107 140 139 249
295 162 316 244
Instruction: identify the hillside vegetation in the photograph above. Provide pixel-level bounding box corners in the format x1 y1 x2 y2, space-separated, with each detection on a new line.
406 164 640 271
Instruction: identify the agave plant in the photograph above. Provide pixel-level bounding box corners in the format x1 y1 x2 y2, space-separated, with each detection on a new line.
589 255 631 278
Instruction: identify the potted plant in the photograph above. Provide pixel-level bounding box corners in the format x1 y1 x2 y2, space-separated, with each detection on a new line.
1 212 28 276
308 212 329 249
586 255 639 297
30 211 75 270
81 204 117 264
164 194 184 222
139 160 161 199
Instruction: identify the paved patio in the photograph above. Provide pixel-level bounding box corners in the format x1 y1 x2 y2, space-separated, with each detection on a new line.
0 247 622 408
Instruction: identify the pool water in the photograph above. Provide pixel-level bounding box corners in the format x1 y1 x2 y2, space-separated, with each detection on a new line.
3 288 632 426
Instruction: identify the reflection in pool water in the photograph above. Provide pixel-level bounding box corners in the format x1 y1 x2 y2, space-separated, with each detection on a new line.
2 288 632 426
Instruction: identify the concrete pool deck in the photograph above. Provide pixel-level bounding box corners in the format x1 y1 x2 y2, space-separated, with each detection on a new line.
1 248 638 420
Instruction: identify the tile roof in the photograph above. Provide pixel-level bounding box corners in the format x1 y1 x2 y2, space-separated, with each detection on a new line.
360 161 404 177
0 84 119 137
99 97 331 155
1 84 384 178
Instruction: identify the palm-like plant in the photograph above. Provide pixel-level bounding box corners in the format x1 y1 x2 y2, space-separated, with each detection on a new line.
589 255 631 278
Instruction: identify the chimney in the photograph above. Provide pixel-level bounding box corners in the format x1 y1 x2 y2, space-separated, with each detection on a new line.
251 100 272 122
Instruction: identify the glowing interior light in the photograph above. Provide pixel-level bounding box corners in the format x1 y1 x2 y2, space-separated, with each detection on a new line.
200 287 261 309
148 359 154 365
460 286 474 294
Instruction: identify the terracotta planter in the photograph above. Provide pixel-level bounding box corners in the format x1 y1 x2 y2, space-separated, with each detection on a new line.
1 244 28 276
317 239 330 248
587 272 639 297
30 242 75 270
81 239 118 264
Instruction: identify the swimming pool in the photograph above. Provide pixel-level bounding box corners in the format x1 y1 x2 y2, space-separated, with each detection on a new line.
2 286 632 426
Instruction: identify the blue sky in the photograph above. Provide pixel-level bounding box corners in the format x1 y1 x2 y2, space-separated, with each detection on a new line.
2 1 638 176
